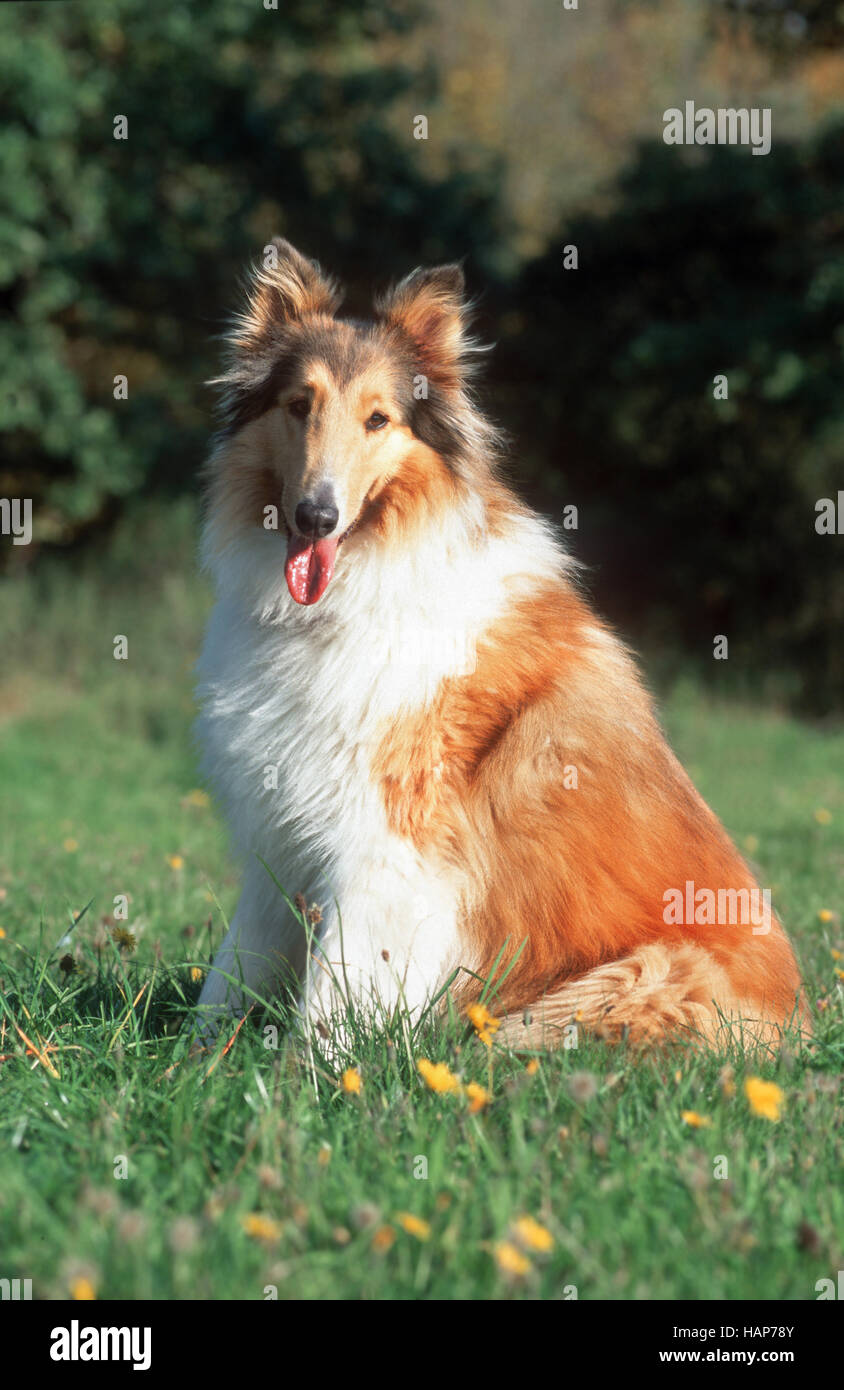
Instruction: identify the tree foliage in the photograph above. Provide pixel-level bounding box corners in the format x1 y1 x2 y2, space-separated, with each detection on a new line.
1 0 841 711
499 127 844 713
0 0 502 543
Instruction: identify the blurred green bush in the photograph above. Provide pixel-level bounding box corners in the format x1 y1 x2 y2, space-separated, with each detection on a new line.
0 0 502 545
498 127 844 715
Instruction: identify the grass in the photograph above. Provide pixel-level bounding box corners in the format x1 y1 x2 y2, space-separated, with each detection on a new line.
0 502 842 1301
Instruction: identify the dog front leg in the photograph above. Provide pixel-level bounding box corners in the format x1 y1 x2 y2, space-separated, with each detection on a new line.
194 861 305 1041
302 864 462 1049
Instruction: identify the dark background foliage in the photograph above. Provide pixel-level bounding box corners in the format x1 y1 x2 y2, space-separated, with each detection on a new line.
499 127 844 712
1 0 842 712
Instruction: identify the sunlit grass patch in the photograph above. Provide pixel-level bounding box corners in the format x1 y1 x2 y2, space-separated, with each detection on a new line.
0 527 842 1298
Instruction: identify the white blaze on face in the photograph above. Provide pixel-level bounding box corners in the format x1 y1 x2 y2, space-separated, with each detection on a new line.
277 363 412 605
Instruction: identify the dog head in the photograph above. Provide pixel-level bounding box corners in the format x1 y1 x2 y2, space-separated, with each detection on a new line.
205 239 498 605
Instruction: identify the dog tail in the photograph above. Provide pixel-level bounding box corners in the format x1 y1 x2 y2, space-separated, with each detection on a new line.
494 942 809 1050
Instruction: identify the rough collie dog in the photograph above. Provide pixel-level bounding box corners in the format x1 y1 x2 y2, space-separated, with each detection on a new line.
196 238 808 1050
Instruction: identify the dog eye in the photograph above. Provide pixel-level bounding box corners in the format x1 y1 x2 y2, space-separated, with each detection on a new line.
365 411 388 431
288 397 310 419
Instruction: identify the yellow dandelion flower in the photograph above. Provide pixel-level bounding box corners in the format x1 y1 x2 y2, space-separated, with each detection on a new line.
167 854 184 870
111 926 136 952
184 789 210 808
525 1058 539 1076
341 1067 362 1095
512 1215 553 1252
371 1224 395 1253
241 1213 281 1242
317 1144 332 1167
835 968 844 981
494 1241 532 1277
395 1212 431 1241
674 1069 682 1084
190 967 203 983
744 1077 784 1122
814 808 832 825
829 946 841 958
70 1277 96 1300
681 1110 712 1128
467 1002 501 1047
417 1058 460 1093
819 911 834 924
465 1081 490 1113
63 838 79 853
0 927 6 940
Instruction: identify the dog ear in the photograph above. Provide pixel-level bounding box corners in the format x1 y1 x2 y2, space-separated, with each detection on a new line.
375 264 475 391
231 239 343 351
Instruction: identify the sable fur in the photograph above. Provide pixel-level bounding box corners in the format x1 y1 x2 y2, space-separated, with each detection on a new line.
196 239 810 1051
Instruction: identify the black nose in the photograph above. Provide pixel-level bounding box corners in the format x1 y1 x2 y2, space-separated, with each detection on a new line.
294 498 339 539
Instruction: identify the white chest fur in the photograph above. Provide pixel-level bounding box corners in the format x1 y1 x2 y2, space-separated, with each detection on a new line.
196 508 564 1023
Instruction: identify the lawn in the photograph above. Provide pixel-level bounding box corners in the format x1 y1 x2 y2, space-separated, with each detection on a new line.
0 504 842 1301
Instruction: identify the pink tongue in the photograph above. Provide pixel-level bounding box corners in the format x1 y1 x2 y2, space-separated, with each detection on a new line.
285 534 339 605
